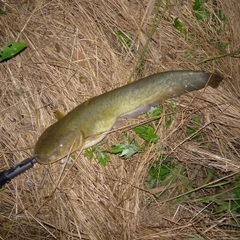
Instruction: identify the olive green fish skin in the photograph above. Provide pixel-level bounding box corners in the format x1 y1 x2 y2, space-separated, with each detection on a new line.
34 71 222 164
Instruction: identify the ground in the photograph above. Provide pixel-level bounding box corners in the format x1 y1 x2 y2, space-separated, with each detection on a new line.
0 0 240 239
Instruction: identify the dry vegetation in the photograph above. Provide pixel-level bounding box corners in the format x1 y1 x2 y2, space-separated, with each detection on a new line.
0 0 240 239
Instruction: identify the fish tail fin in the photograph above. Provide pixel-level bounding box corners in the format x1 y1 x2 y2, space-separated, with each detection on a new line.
206 73 223 89
184 72 223 92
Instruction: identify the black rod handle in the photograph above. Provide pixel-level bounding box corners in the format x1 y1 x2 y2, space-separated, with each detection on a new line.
0 155 37 188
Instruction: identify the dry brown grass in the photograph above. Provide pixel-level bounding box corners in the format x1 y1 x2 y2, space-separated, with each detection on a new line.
0 0 240 239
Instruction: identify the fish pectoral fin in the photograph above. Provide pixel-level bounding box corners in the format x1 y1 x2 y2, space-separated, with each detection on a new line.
54 109 66 120
120 104 158 118
113 118 126 129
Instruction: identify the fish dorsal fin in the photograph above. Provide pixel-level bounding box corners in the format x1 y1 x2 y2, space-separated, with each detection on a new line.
54 110 65 120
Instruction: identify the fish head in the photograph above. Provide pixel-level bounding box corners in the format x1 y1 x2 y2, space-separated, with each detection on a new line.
34 125 85 164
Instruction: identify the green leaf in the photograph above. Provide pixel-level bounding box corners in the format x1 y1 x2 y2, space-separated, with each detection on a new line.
170 100 177 110
84 146 110 166
107 141 142 159
166 117 172 127
193 0 203 10
134 125 159 144
209 39 229 53
173 18 187 35
96 149 110 166
187 127 201 140
205 180 231 188
187 114 203 140
146 106 162 118
0 186 6 191
84 148 94 160
0 42 27 61
0 9 5 14
217 10 226 21
216 42 229 52
145 157 176 189
194 10 210 21
192 0 210 21
115 31 133 50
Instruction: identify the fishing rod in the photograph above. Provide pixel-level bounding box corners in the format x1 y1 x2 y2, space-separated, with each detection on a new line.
0 155 37 188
